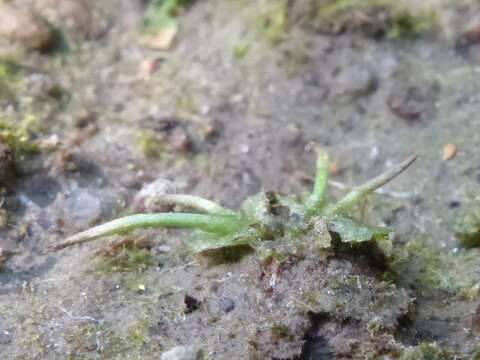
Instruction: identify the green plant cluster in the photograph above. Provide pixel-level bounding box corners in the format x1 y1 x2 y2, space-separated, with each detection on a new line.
52 151 416 264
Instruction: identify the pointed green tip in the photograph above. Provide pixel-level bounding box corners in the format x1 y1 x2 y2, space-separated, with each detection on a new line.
304 148 330 214
324 154 417 216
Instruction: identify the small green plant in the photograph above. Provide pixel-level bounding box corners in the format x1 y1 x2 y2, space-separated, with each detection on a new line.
51 151 416 260
143 0 194 33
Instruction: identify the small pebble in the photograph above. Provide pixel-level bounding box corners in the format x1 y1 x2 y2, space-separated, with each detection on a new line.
335 64 377 98
156 244 171 253
184 294 201 313
0 330 12 345
442 144 457 161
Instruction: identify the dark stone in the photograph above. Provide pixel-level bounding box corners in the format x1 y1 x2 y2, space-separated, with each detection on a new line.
184 294 201 314
448 200 461 209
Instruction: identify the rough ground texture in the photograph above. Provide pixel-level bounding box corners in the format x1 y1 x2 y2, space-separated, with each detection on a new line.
1 0 480 359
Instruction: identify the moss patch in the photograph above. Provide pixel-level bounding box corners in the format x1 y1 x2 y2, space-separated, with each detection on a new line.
254 0 288 45
455 206 480 248
0 61 20 101
311 0 437 38
399 342 455 359
390 238 451 292
0 113 42 155
136 130 163 158
96 242 158 273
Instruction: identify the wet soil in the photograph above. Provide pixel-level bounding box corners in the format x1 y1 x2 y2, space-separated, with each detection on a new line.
1 0 480 358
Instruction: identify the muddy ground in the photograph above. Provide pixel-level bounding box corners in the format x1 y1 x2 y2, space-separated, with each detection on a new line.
1 0 480 359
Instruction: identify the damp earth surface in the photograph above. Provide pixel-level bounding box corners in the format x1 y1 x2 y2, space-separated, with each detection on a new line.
1 0 480 359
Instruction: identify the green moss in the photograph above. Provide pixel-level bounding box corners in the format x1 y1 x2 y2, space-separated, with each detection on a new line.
366 317 383 336
455 206 480 248
458 282 480 301
128 320 149 349
270 324 295 342
390 239 452 291
254 0 288 45
387 8 437 39
0 61 44 156
399 342 454 360
96 243 158 273
0 113 42 155
303 291 319 306
233 42 251 60
315 0 436 38
136 130 163 158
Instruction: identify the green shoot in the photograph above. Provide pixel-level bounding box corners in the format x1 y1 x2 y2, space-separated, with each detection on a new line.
303 149 330 214
323 155 417 216
50 213 244 251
